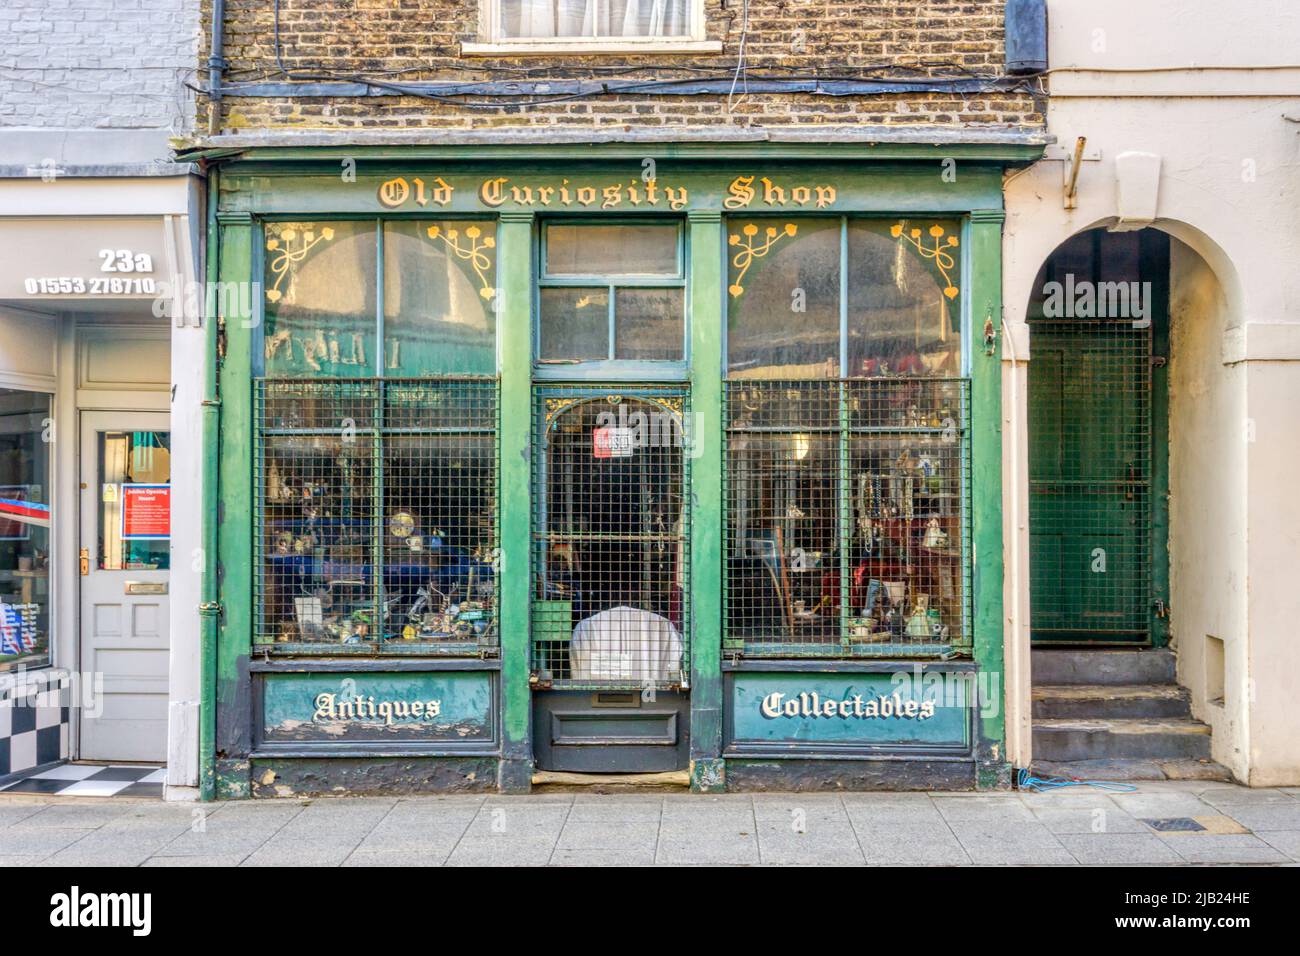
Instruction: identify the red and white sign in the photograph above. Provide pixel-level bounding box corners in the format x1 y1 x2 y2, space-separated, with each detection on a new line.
121 484 171 540
593 426 635 459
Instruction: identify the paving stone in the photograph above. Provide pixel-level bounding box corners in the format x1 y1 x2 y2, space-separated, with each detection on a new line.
0 803 46 827
14 802 135 828
557 818 660 851
341 849 450 867
933 794 1037 822
240 845 355 867
550 848 657 866
1056 832 1183 865
855 823 970 865
1106 790 1217 819
1198 786 1295 807
1030 806 1147 835
1158 833 1290 864
143 853 252 867
655 837 760 866
1214 803 1300 832
1258 830 1300 861
445 840 557 866
0 826 91 858
948 822 1076 865
755 806 865 866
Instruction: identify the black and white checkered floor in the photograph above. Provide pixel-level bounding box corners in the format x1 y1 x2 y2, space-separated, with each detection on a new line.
0 763 164 798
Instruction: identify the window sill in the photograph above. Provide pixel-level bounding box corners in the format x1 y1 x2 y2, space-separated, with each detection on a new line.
461 39 723 57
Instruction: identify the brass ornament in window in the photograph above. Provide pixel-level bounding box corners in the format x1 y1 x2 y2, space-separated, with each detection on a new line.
891 222 960 300
425 224 496 301
265 225 336 303
728 222 798 298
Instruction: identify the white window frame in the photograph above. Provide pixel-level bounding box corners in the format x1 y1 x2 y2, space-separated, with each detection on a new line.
462 0 720 56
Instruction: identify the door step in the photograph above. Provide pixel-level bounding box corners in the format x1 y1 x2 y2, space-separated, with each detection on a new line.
1032 683 1190 719
531 769 689 788
1027 757 1232 784
1033 717 1212 762
1031 648 1176 685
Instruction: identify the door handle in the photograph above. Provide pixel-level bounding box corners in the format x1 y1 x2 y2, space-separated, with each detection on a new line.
79 548 89 576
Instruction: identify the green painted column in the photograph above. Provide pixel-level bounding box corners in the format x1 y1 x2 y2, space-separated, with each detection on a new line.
496 210 535 793
214 212 255 799
968 208 1008 788
687 209 725 792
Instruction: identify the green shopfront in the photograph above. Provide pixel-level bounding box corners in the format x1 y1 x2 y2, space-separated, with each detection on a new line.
202 145 1032 797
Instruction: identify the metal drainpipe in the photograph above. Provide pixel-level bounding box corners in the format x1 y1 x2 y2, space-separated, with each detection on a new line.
207 0 225 135
198 165 221 800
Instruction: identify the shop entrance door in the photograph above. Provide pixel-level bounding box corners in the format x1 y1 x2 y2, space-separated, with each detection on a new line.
531 388 691 772
1027 229 1169 645
79 412 171 761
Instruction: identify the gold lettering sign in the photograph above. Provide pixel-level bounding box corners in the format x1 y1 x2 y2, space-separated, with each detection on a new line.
725 175 836 210
312 692 443 725
372 174 840 212
377 176 455 209
478 176 688 210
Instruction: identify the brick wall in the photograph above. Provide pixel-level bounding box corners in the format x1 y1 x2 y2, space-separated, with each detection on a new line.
0 0 199 133
206 0 1043 134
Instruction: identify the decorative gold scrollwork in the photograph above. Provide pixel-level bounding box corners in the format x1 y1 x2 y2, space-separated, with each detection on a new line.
892 222 960 300
426 224 496 301
727 222 798 298
265 226 335 303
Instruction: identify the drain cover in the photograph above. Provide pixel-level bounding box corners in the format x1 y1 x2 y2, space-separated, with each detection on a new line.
1143 817 1206 832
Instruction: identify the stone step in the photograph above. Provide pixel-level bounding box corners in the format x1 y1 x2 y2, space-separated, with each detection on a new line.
1032 717 1212 762
1031 647 1176 686
1025 757 1233 784
1032 683 1191 720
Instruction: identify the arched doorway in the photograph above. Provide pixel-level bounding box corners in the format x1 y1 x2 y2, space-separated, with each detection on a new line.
1026 228 1170 647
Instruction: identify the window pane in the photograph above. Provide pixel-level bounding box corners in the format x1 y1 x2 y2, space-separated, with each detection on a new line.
263 221 377 377
500 0 691 39
727 218 840 378
725 431 840 644
98 431 170 571
383 434 497 644
539 286 609 361
261 434 376 645
0 389 50 672
847 220 962 377
546 223 678 276
849 431 965 645
384 221 497 376
614 287 683 360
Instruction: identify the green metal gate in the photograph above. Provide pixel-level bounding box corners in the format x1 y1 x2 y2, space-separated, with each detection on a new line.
1028 317 1153 644
530 385 691 688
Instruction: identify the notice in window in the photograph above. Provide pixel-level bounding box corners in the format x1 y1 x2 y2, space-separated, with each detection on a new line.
121 484 171 540
593 426 635 459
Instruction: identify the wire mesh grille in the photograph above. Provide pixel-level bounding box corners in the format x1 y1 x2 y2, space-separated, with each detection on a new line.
532 386 691 689
724 379 971 658
1028 319 1151 642
255 377 498 654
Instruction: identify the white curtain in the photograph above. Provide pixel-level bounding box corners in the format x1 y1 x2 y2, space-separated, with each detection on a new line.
503 0 689 38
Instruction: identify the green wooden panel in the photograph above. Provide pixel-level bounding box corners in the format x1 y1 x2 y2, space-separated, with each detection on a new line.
1028 325 1151 642
496 211 535 789
687 210 725 790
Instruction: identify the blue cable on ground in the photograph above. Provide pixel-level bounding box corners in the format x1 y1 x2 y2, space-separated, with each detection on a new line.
1016 767 1138 793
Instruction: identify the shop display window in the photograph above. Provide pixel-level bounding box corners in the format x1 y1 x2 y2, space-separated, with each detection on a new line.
255 220 498 653
724 218 970 658
0 388 51 672
538 221 686 366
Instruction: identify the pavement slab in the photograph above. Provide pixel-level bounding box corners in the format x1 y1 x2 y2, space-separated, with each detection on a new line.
3 781 1299 866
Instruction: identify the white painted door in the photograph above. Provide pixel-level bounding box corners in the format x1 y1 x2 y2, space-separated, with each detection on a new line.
79 412 171 761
